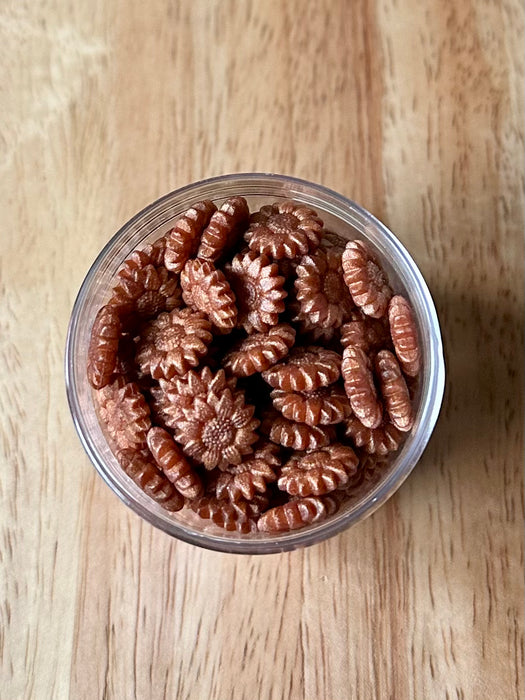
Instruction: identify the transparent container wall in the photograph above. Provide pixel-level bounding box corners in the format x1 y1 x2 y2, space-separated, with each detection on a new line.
65 174 445 554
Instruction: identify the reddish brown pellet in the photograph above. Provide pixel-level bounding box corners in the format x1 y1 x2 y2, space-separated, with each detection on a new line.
147 427 203 499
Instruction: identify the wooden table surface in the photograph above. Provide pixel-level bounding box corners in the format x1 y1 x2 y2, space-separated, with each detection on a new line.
1 1 523 698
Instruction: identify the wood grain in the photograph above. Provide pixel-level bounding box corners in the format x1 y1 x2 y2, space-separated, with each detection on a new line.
1 1 523 698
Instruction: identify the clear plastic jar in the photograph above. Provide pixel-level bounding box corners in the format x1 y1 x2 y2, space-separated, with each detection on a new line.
65 173 445 554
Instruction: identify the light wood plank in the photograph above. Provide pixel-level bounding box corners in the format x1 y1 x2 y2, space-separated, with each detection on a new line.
0 1 522 699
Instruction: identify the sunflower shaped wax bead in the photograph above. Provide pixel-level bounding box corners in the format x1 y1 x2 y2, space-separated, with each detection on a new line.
147 427 203 499
225 250 287 334
197 196 250 262
181 258 238 332
109 248 181 324
278 444 359 497
344 415 403 455
190 496 259 533
262 346 341 392
270 384 351 426
245 200 324 260
388 295 421 378
87 304 122 389
374 349 414 432
260 408 335 451
150 367 238 430
164 200 217 274
294 246 354 328
96 376 151 451
341 345 383 429
116 449 185 512
257 495 332 533
215 455 278 502
174 385 259 470
342 239 392 318
222 323 296 377
135 307 213 380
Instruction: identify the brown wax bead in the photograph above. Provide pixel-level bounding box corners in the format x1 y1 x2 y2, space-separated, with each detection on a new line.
344 416 403 455
135 307 213 380
197 196 250 262
181 258 238 332
245 200 324 260
374 350 414 432
147 427 203 499
150 367 237 430
262 346 341 392
342 239 392 318
117 449 185 512
341 345 383 429
164 200 217 274
388 295 421 377
87 304 122 389
257 496 331 533
225 251 287 334
294 246 354 328
215 456 278 502
278 444 359 497
270 384 351 426
190 496 258 533
109 249 181 323
222 324 296 377
96 376 151 451
262 411 335 451
173 386 259 470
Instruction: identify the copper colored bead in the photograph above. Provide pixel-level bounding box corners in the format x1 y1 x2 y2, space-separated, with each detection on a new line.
271 384 351 426
181 258 238 332
164 200 217 274
109 249 182 323
388 295 421 377
96 377 151 451
294 246 354 329
147 426 203 499
245 200 324 260
117 449 185 512
223 323 296 377
225 250 287 334
87 304 122 389
135 308 213 380
197 196 250 262
344 416 403 455
257 496 330 533
341 345 383 429
215 456 278 502
174 387 259 471
374 349 414 432
278 444 359 497
190 496 258 533
342 239 392 318
262 346 341 392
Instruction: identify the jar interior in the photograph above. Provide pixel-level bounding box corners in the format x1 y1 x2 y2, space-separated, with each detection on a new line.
65 175 444 553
